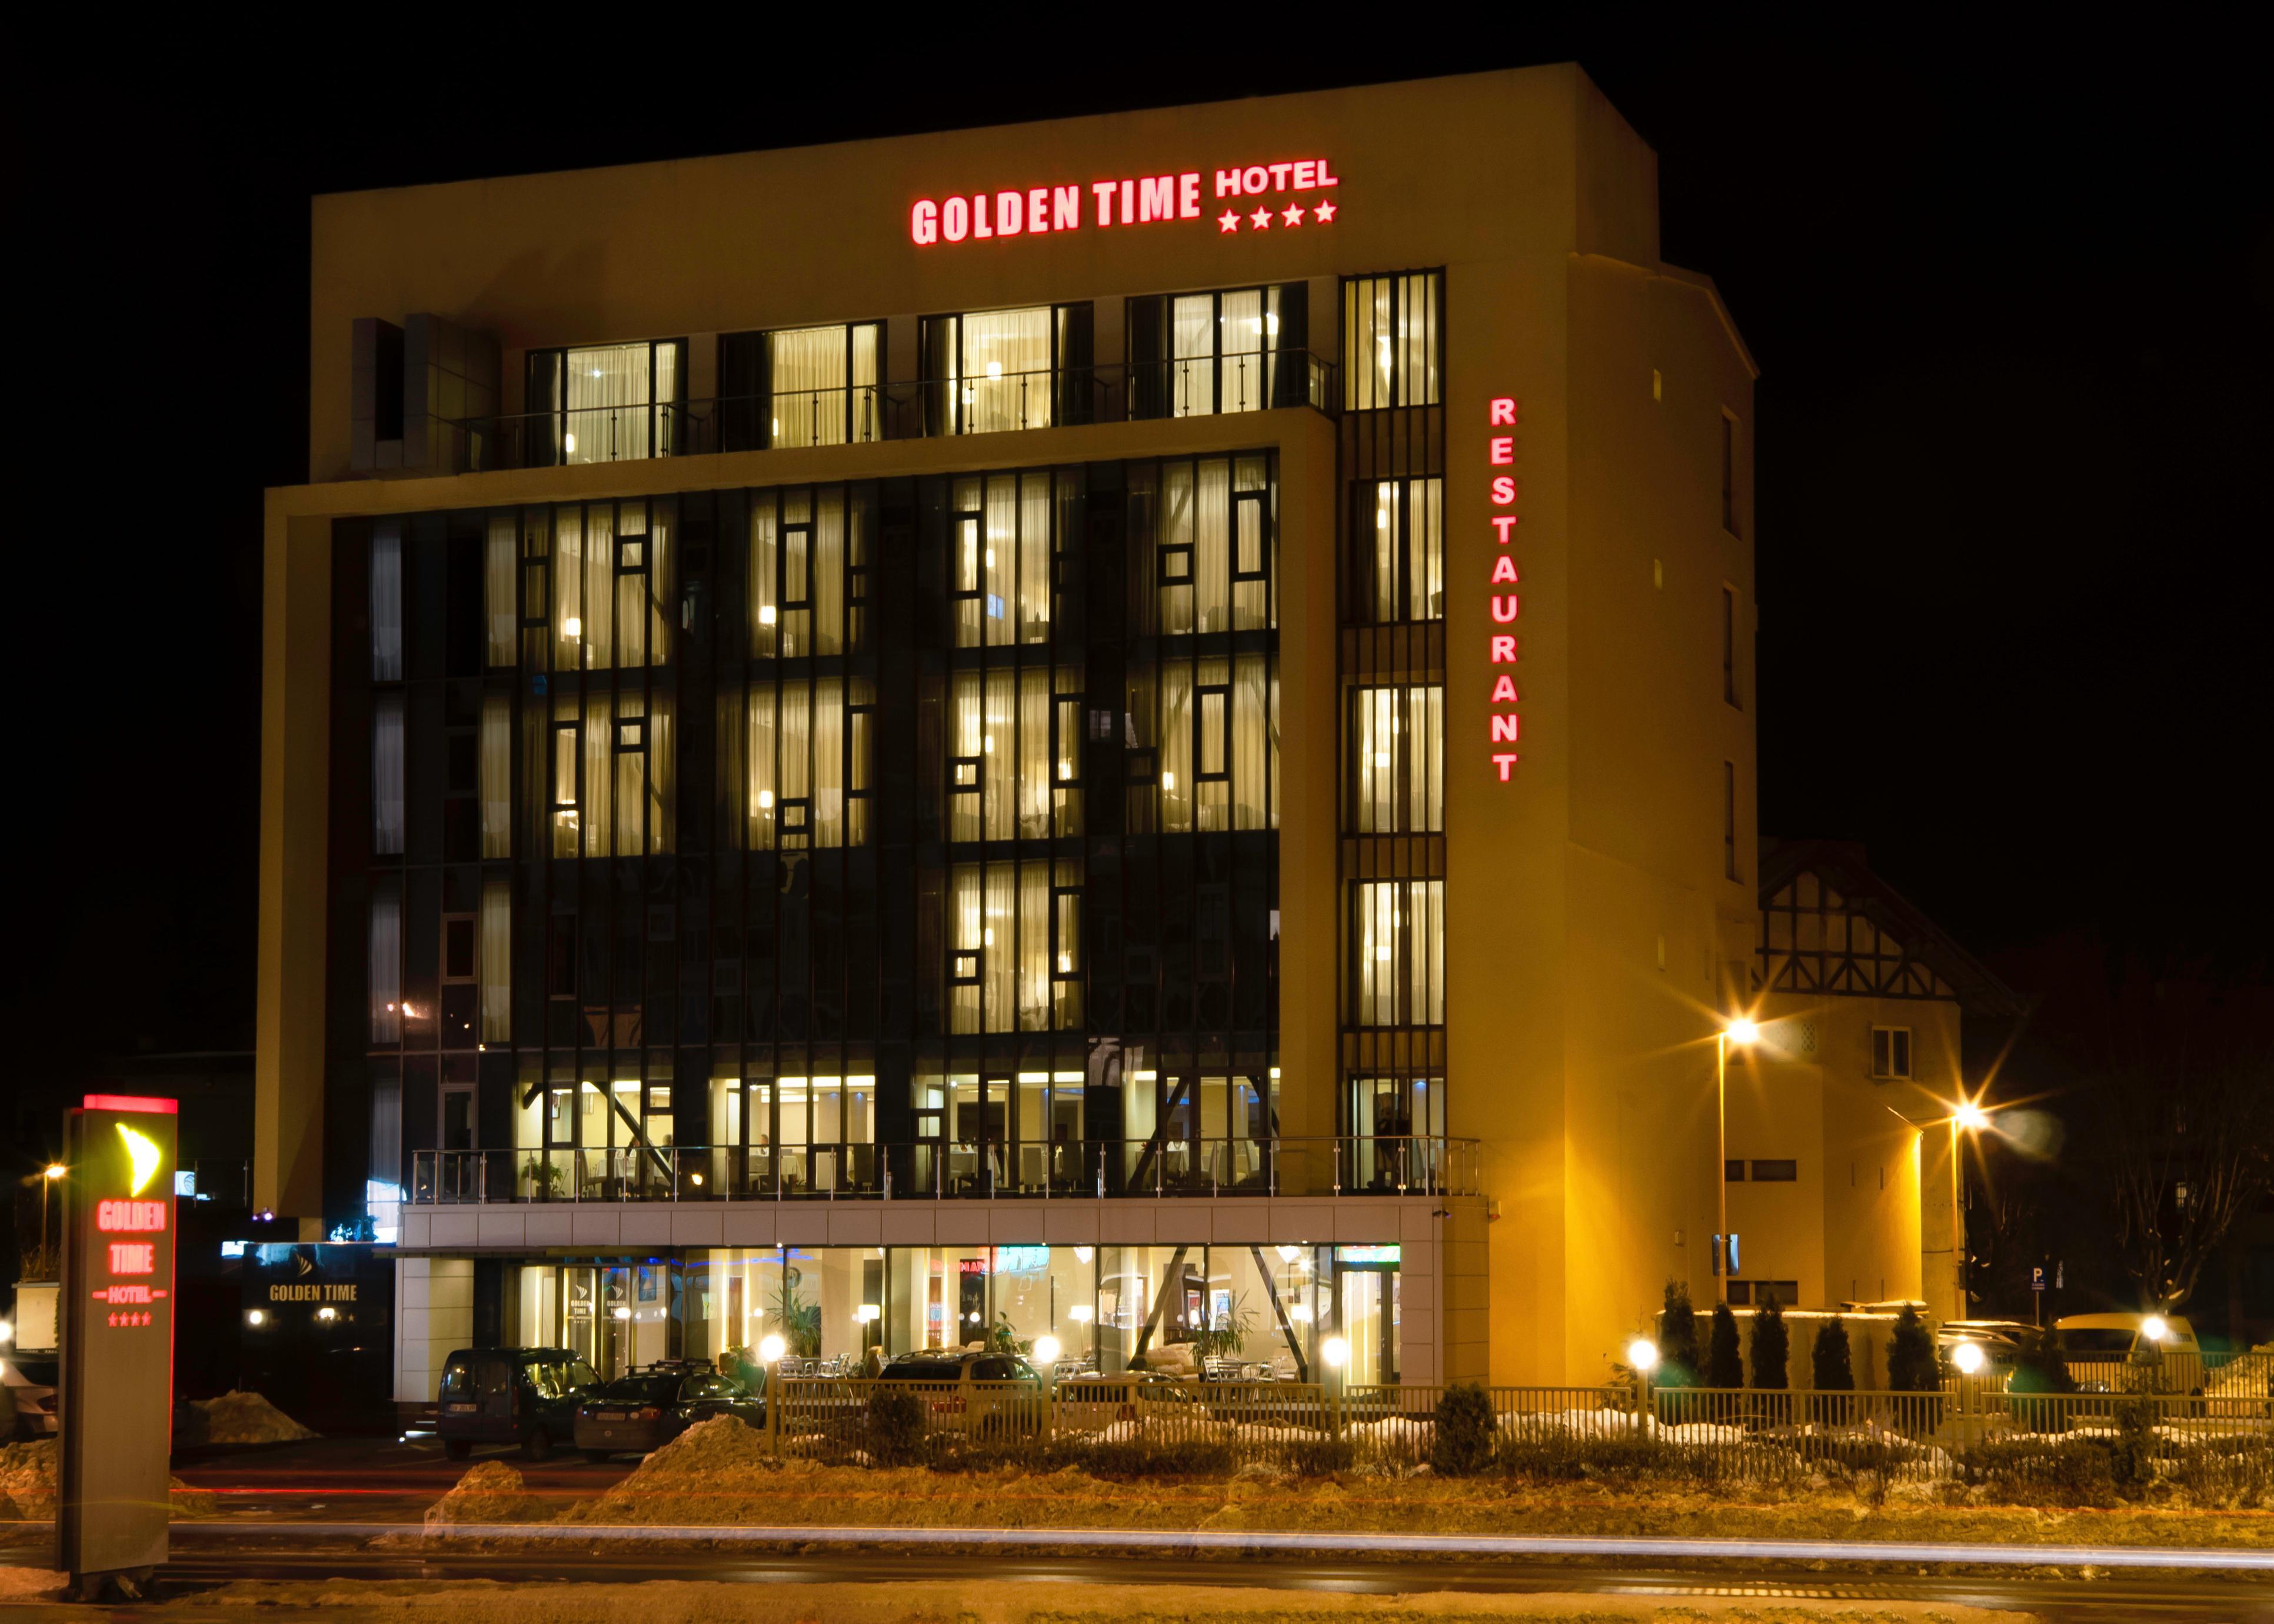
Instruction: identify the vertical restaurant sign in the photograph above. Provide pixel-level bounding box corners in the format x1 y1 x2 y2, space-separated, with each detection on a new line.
910 160 1341 245
1487 398 1521 779
59 1093 179 1582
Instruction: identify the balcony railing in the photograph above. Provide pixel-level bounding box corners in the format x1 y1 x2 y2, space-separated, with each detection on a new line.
451 354 1341 474
408 1134 1475 1206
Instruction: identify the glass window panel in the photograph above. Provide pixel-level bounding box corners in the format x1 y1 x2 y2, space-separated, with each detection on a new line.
1171 294 1213 417
554 506 585 667
564 342 652 463
770 325 848 448
480 693 512 857
369 888 401 1043
750 499 778 657
961 307 1053 432
1018 667 1051 839
1221 289 1264 414
1018 472 1051 642
370 523 403 681
484 515 516 667
372 694 405 855
479 878 511 1043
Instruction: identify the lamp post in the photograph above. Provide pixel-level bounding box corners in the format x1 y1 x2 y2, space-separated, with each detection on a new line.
1716 1020 1759 1304
41 1163 66 1261
1949 1100 1990 1318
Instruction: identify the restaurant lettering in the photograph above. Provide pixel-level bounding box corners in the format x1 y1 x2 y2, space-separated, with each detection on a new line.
1487 397 1522 781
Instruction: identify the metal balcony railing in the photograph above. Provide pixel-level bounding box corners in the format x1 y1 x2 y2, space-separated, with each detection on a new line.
449 354 1341 474
407 1133 1475 1206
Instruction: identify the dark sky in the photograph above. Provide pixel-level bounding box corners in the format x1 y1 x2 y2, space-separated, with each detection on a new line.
10 42 2270 1091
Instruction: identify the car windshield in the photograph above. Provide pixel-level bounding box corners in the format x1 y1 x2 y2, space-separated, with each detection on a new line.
593 1373 680 1403
525 1359 588 1399
883 1359 965 1382
438 1360 475 1398
2061 1329 2139 1354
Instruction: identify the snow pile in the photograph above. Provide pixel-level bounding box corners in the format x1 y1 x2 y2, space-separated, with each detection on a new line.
425 1460 548 1528
559 1415 789 1525
0 1438 214 1522
174 1390 318 1446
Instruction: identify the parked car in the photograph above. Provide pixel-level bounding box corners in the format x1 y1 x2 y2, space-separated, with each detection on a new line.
435 1347 598 1461
1055 1369 1198 1433
1 1355 59 1440
2056 1312 2199 1357
877 1350 1044 1436
575 1363 765 1462
1936 1323 2023 1377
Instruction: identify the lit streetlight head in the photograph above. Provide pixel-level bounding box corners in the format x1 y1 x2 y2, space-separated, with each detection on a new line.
759 1333 788 1363
1321 1336 1349 1369
1626 1337 1659 1373
1953 1102 1990 1132
1952 1340 1986 1376
1725 1018 1760 1046
44 1164 66 1180
2141 1315 2169 1345
1033 1334 1062 1366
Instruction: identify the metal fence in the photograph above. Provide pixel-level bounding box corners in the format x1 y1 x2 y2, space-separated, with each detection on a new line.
754 1377 2274 1489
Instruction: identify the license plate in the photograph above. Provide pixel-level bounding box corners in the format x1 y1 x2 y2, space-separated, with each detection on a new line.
594 1411 624 1420
445 1403 476 1413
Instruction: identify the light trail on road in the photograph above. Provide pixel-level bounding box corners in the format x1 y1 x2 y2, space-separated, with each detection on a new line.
168 1519 2274 1571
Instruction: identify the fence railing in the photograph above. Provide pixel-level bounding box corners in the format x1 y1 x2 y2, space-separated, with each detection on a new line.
750 1376 2274 1486
408 1135 1480 1206
451 354 1341 473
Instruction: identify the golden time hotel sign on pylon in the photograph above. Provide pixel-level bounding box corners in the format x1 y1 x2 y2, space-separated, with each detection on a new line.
58 1093 179 1596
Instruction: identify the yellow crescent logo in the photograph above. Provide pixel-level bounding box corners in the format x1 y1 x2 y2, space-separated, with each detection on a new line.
118 1124 162 1196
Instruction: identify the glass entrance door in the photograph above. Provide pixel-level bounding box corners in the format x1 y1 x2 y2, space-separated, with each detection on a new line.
1337 1266 1400 1387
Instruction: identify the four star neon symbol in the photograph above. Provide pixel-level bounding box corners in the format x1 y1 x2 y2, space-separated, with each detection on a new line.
1213 199 1341 233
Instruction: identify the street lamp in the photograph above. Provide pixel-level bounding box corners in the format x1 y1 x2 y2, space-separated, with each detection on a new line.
1946 1096 1993 1317
1716 1019 1759 1303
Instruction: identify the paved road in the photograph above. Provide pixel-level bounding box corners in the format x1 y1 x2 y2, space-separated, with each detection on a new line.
171 1435 631 1522
138 1540 2274 1620
147 1440 2274 1620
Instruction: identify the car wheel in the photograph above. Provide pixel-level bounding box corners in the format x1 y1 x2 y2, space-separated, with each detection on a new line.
521 1426 553 1462
582 1448 610 1465
443 1438 472 1461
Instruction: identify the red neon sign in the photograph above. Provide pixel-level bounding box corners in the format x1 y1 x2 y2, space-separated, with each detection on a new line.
1487 397 1522 783
109 1243 157 1275
82 1094 179 1114
96 1200 168 1233
912 159 1339 246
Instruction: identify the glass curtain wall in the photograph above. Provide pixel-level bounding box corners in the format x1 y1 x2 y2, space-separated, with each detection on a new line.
750 485 872 657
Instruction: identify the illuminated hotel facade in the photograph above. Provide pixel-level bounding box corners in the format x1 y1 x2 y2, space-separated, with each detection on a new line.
256 66 1983 1404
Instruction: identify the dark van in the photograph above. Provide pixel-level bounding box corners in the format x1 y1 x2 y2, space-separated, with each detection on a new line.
435 1347 598 1460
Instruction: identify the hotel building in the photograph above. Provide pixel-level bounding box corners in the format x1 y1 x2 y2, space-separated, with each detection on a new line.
255 66 1993 1406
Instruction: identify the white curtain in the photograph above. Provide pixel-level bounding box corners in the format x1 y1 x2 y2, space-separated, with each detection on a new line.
1233 454 1271 631
584 504 617 670
369 889 401 1041
813 675 844 847
1194 459 1230 633
962 307 1052 432
771 325 847 447
983 668 1014 840
485 515 516 667
371 523 403 681
1159 462 1193 634
850 324 880 442
750 501 778 657
1160 660 1193 834
951 866 983 1035
564 342 651 462
372 694 405 854
780 680 811 843
1018 668 1051 839
1172 294 1213 417
813 488 845 655
479 878 511 1042
1018 861 1050 1032
554 505 585 669
1018 472 1051 643
950 671 983 843
480 693 512 857
1233 654 1270 831
984 864 1016 1032
747 685 777 850
1220 289 1264 414
983 476 1016 646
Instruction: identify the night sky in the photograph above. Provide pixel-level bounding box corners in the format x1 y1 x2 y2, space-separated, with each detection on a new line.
10 42 2269 1120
